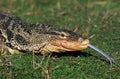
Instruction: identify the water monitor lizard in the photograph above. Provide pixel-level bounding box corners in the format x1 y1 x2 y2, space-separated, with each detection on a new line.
0 12 115 66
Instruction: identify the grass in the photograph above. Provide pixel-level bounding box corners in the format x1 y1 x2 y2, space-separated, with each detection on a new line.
0 0 120 79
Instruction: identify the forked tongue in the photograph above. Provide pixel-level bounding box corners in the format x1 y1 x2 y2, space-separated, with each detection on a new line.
88 44 115 66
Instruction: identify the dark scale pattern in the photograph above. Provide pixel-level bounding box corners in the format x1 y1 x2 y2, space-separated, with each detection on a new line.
22 23 35 35
6 29 14 41
0 12 22 21
1 16 14 41
15 34 29 45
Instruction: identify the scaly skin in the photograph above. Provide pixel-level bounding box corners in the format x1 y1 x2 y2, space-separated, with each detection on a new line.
0 12 89 56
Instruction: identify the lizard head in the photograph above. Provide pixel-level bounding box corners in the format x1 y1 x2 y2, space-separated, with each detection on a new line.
40 28 89 55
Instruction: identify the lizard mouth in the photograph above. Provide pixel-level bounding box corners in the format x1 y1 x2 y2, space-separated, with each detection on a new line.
50 39 89 51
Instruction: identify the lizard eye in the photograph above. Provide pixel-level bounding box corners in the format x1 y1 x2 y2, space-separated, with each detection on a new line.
60 34 65 37
59 33 68 39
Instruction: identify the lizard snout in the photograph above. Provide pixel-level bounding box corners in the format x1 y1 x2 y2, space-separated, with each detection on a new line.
78 37 89 45
81 39 89 45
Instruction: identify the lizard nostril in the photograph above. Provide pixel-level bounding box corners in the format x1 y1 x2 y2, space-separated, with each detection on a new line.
78 37 84 42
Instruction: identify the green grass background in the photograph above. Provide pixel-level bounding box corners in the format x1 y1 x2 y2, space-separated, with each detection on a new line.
0 0 120 79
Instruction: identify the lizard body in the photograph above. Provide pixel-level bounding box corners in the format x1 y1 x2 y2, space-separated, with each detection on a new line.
0 12 115 66
0 12 89 55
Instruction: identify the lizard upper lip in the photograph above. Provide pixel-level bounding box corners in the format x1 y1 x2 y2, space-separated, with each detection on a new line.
81 39 89 45
61 39 89 51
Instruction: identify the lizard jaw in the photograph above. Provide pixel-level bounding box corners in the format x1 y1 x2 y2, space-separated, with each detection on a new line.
50 39 89 51
39 39 89 55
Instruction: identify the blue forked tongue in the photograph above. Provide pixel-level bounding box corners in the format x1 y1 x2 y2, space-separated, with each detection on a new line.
88 44 115 66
